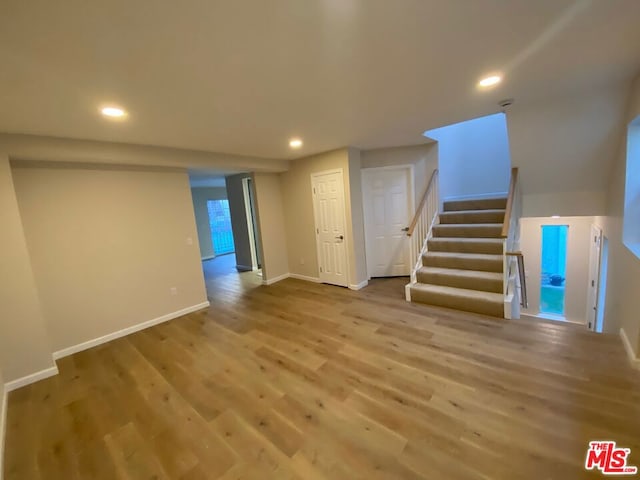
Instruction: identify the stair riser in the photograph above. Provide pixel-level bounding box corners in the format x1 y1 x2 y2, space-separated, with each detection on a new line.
439 211 505 224
423 255 503 273
433 225 503 238
410 288 504 317
416 271 503 293
428 239 503 255
443 198 507 212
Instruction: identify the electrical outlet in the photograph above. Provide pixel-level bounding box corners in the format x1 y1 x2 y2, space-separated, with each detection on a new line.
170 287 178 296
186 237 193 245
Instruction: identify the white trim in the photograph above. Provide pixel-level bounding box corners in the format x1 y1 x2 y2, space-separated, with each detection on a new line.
242 177 259 270
1 385 7 478
4 365 59 392
289 273 321 283
262 273 290 285
620 328 640 370
443 191 508 202
52 301 210 360
349 280 369 291
201 255 216 261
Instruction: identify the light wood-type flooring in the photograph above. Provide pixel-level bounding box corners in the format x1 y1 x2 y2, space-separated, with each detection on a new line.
4 257 640 479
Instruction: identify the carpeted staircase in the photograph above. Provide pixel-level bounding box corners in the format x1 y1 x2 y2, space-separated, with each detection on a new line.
410 197 507 317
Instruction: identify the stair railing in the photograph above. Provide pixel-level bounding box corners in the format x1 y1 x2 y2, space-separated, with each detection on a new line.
502 167 526 318
405 169 439 300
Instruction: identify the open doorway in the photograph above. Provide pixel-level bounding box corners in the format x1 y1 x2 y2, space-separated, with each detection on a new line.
206 199 235 255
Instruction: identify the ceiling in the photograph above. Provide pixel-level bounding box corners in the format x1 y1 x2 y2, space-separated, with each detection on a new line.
1 0 640 160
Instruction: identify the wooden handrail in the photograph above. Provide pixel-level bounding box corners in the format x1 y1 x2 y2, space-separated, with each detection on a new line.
406 169 438 237
501 167 519 238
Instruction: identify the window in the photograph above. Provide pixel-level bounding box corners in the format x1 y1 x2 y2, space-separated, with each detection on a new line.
207 199 235 255
540 225 568 316
623 115 640 259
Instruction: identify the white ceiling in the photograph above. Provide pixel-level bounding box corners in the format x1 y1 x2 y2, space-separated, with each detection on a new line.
1 0 639 160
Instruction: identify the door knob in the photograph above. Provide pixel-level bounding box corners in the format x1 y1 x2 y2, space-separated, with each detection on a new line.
401 227 409 232
335 235 344 240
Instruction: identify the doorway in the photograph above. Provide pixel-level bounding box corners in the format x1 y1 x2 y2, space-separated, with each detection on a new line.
540 225 568 317
311 169 349 287
586 224 603 331
242 177 262 270
595 236 609 333
362 166 413 278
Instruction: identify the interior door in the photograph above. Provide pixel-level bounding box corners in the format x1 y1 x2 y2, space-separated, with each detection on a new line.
312 170 348 287
362 167 412 277
587 224 602 331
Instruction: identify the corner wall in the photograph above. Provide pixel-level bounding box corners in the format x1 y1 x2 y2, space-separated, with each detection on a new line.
0 156 55 384
598 73 640 354
12 162 208 353
191 186 228 259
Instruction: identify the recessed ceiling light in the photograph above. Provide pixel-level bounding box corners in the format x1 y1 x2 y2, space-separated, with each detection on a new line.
478 75 502 88
289 138 303 149
101 106 127 118
551 215 561 218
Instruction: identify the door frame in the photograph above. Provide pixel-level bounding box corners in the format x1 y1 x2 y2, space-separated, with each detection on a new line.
242 176 260 271
587 224 603 331
361 164 415 279
310 168 351 287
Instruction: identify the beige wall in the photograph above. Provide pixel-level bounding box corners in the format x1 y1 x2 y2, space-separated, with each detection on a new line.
507 85 628 217
253 173 290 282
599 73 640 350
280 148 367 287
0 156 55 382
12 163 207 352
191 186 228 259
520 216 594 326
361 143 438 206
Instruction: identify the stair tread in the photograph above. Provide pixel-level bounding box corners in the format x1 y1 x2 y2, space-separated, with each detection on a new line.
424 252 503 259
440 209 506 215
429 237 503 243
411 283 504 303
418 266 503 280
435 223 503 228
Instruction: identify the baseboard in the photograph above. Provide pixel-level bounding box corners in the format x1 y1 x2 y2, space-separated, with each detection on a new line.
443 191 508 202
349 280 369 291
52 301 210 360
262 273 290 285
620 328 640 370
1 386 7 479
201 255 216 261
289 273 321 283
4 365 59 393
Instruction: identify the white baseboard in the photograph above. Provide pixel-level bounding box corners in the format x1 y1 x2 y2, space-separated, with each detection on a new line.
289 273 321 283
262 273 290 285
1 386 7 479
349 280 369 291
4 365 59 393
443 191 508 202
52 301 210 360
620 328 640 370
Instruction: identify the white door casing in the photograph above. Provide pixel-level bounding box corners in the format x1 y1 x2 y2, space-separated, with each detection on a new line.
362 166 413 278
586 224 602 331
311 169 349 287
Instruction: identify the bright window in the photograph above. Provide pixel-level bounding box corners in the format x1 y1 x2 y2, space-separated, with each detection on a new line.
540 225 568 316
207 199 235 255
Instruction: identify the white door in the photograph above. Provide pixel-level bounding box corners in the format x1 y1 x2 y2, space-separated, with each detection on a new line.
312 170 349 287
586 224 602 331
362 167 413 278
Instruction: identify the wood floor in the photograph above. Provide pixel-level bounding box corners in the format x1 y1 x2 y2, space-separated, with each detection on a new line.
4 263 640 479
